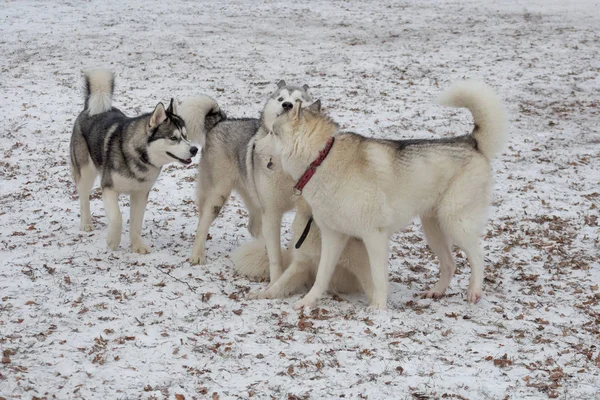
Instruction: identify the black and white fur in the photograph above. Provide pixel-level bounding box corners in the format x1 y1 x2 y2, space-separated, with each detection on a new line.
70 69 200 253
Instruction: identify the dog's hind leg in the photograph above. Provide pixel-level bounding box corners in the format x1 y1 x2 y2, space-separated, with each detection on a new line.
191 176 233 265
293 225 348 310
130 190 150 254
454 235 484 304
75 159 97 232
421 215 456 299
438 207 487 304
102 188 122 251
247 207 263 238
361 231 390 311
447 231 485 304
70 123 97 232
438 163 491 304
261 211 284 283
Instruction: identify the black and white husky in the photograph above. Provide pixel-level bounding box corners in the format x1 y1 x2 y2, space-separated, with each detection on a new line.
70 69 218 253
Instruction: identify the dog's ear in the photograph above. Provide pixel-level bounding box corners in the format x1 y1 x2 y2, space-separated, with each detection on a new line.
307 99 321 113
149 102 167 129
167 98 178 115
277 80 286 89
302 84 309 91
292 100 303 121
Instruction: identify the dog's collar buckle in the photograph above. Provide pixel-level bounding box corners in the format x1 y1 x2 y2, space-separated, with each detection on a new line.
293 136 335 195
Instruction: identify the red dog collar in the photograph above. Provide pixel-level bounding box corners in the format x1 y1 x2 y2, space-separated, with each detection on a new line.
293 136 335 195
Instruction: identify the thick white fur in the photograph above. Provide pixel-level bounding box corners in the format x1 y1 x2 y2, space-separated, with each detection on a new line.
84 69 114 116
232 238 292 279
178 95 221 147
436 80 508 159
264 81 507 310
233 198 370 300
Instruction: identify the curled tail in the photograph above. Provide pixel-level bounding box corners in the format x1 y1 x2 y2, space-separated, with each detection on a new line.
178 96 224 147
232 238 292 280
436 81 508 159
83 69 114 116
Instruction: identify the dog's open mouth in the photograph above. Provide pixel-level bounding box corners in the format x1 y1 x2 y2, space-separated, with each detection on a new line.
166 152 192 165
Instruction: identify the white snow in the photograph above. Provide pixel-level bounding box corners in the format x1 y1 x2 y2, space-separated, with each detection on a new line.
1 0 599 399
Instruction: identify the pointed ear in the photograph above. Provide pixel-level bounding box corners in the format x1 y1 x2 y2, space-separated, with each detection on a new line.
167 98 178 115
277 80 286 89
307 99 321 113
149 103 167 129
302 84 309 91
292 100 303 121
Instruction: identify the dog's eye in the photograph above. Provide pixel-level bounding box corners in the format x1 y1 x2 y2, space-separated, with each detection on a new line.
170 135 178 141
277 97 284 102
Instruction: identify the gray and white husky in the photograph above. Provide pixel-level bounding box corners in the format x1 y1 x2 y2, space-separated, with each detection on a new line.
259 81 508 310
179 80 312 282
70 69 213 253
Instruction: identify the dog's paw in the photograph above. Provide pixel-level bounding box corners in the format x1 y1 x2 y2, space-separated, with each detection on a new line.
106 230 121 250
131 239 151 254
368 301 388 311
247 290 272 300
293 296 316 311
466 286 483 304
422 288 445 300
190 248 206 265
80 222 94 232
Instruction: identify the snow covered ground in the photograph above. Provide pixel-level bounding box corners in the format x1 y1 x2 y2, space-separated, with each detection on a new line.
1 0 599 398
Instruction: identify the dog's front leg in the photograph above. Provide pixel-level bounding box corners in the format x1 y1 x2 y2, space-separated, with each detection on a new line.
293 226 348 310
130 190 151 254
261 211 284 283
102 188 122 251
248 259 311 300
247 207 263 238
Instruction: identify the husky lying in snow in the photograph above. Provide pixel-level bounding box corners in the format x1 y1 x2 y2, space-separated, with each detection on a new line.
257 81 507 310
70 69 217 253
233 197 374 300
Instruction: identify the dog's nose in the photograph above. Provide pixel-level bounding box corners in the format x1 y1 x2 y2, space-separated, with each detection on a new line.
190 146 198 156
282 102 293 110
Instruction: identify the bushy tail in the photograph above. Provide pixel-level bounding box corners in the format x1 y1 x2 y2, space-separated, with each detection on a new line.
83 69 114 116
178 96 222 147
436 81 508 159
232 238 292 280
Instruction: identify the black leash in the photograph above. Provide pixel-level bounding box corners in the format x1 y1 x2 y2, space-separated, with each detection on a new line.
294 216 313 249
